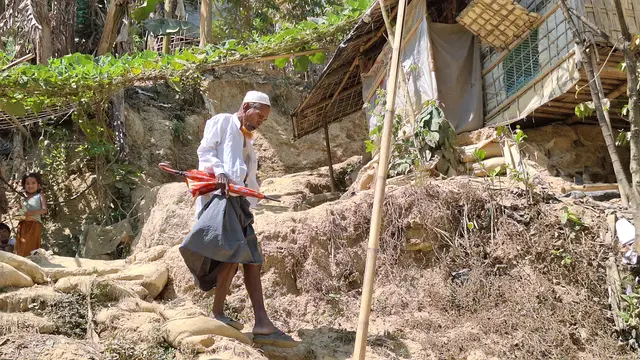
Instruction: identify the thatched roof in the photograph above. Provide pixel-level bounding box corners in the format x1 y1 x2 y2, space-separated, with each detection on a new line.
291 0 400 139
291 0 462 139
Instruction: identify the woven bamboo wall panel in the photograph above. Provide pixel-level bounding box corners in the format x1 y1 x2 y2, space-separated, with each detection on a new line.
457 0 541 49
584 0 639 41
0 103 75 131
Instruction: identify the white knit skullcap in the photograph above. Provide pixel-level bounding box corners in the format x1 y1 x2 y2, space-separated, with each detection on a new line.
243 91 271 107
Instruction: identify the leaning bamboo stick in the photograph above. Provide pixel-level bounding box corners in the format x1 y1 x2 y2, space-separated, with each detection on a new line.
352 0 407 358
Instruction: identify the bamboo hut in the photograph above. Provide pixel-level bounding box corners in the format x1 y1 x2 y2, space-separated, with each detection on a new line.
291 0 640 160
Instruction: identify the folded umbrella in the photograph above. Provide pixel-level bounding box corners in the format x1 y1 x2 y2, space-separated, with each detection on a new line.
158 162 280 202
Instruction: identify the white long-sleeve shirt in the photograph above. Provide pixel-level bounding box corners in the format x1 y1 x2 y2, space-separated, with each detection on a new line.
195 113 259 215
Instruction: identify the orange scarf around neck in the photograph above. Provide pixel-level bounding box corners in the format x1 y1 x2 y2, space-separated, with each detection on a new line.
240 126 253 140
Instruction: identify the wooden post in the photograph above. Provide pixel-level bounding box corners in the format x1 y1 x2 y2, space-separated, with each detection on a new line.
162 0 173 54
199 0 212 48
352 0 407 358
323 119 337 192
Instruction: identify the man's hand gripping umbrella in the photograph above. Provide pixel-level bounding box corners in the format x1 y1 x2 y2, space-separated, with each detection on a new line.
158 162 280 202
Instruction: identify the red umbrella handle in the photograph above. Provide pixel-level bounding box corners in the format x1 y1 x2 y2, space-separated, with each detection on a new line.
158 162 185 176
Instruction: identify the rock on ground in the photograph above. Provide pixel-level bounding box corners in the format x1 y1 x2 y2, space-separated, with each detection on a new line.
103 262 169 299
80 219 133 259
131 182 195 253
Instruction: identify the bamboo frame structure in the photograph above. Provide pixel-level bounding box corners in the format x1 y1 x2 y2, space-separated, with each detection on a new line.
352 0 407 358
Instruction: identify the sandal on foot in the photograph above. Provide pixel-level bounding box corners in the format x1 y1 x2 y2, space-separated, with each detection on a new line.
253 330 298 348
212 314 244 331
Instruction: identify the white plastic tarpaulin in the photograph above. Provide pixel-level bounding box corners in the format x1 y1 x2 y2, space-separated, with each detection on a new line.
429 23 484 134
360 0 483 135
360 0 436 132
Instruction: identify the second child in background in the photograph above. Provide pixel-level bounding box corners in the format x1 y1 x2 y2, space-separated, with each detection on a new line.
0 223 15 253
15 173 47 257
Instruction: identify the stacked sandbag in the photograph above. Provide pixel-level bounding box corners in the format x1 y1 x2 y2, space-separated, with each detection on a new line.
0 251 47 288
28 251 126 281
163 315 252 352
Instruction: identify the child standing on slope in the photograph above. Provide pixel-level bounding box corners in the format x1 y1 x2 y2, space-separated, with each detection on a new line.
15 173 47 257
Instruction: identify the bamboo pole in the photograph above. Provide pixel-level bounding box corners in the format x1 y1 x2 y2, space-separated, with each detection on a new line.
323 118 337 192
558 0 632 207
0 54 35 72
163 0 173 54
352 0 407 358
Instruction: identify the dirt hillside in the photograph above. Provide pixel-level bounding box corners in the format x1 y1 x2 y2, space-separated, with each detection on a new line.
0 166 631 359
0 75 632 359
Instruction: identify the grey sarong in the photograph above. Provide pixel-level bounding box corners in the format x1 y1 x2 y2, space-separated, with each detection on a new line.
179 195 263 291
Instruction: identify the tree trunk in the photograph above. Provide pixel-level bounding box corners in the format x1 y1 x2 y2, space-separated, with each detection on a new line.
612 0 640 242
559 0 633 206
12 131 25 176
97 0 127 56
199 0 212 48
36 0 52 65
52 0 77 56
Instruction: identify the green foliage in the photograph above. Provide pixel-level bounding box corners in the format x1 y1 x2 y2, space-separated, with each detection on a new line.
574 101 595 119
0 0 364 114
389 100 455 177
274 57 289 69
102 337 176 360
472 149 486 162
209 0 365 42
551 249 574 267
171 117 186 142
132 0 161 22
616 130 630 147
364 89 455 177
560 206 584 229
514 125 527 144
0 50 14 68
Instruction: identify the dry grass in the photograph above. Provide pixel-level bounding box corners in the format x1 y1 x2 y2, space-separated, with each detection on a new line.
254 178 632 359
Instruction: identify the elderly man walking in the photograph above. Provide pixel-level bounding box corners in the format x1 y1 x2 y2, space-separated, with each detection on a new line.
179 91 296 348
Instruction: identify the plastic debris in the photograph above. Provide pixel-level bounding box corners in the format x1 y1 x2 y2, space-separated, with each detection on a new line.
623 249 638 265
616 218 635 245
